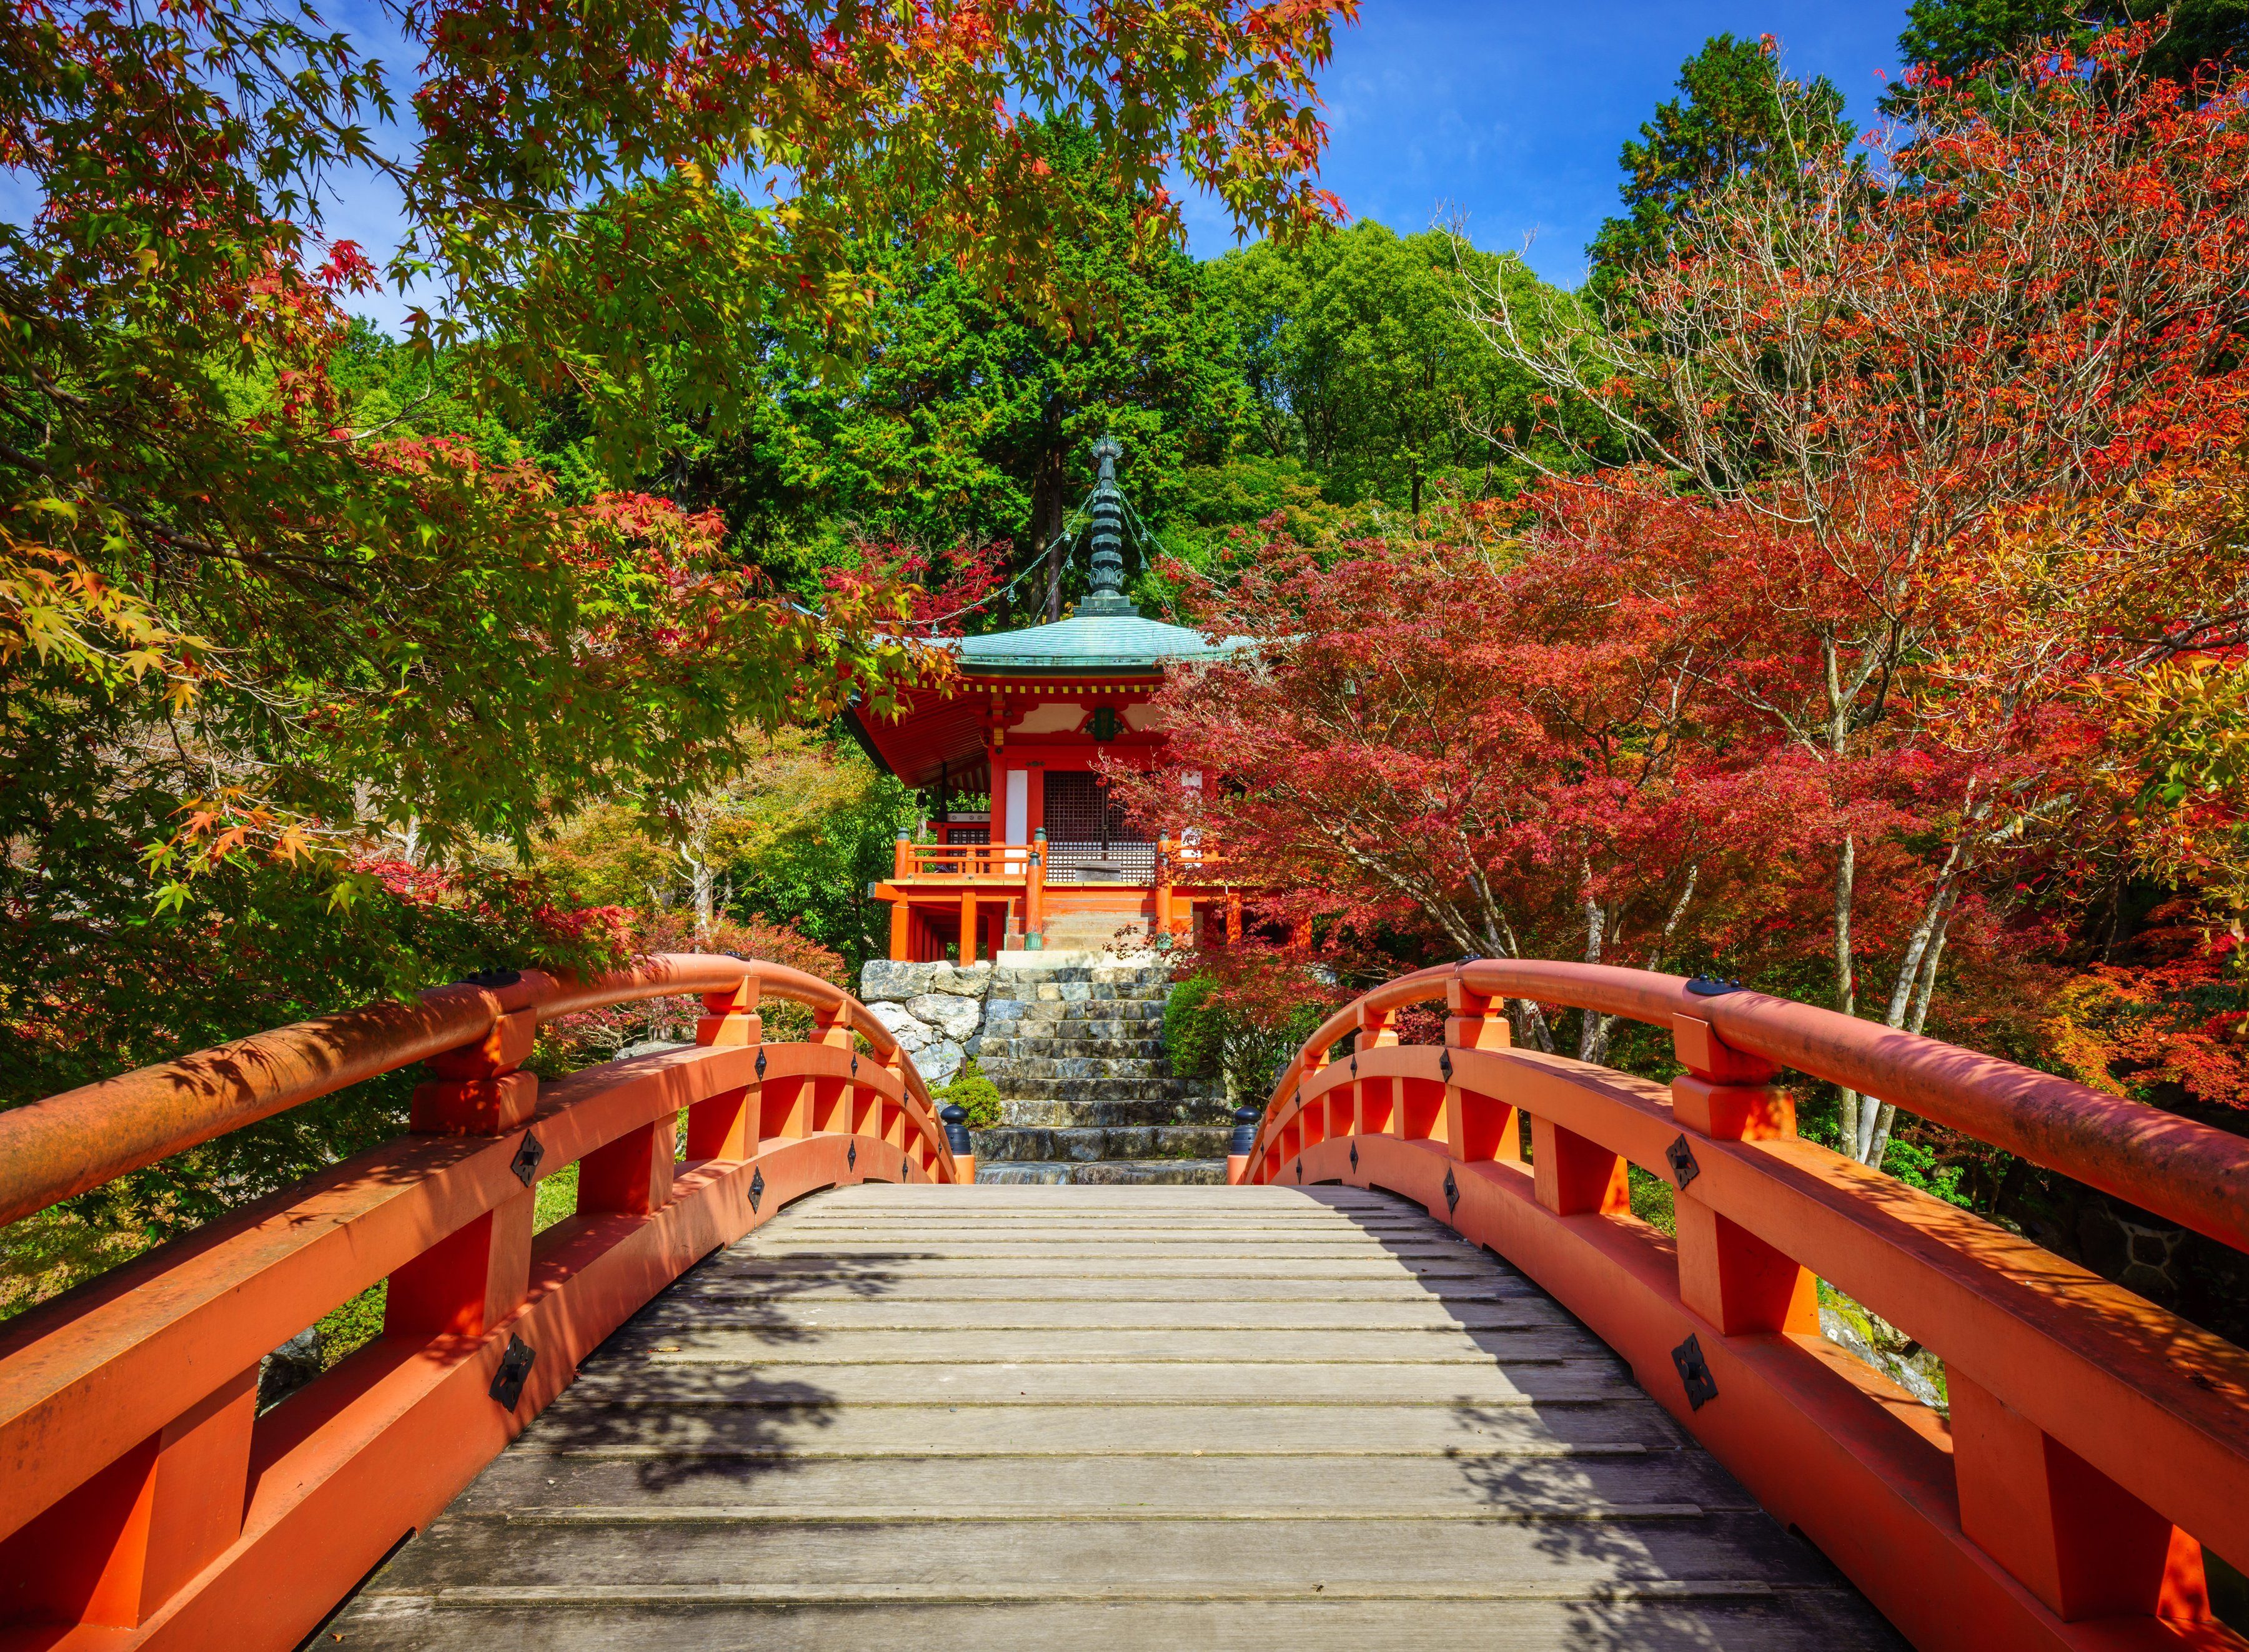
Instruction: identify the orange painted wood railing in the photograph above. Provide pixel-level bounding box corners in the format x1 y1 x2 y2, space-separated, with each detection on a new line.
1239 959 2249 1652
897 842 1036 881
0 955 966 1648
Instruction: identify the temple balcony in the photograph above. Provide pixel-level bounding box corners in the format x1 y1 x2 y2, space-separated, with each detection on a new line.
875 833 1244 962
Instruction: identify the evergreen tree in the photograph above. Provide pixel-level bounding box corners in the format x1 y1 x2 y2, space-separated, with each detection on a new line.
1587 34 1851 305
1209 223 1564 517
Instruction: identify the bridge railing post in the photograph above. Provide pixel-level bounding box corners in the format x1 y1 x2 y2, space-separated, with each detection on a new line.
1667 1014 1815 1335
1948 1370 2210 1623
393 987 540 1338
1 1363 260 1630
1444 976 1518 1164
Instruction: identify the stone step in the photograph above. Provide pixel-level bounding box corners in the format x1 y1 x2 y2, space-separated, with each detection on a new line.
990 1077 1216 1104
986 1014 1168 1041
975 1038 1168 1062
973 1158 1230 1185
999 1098 1234 1129
971 1126 1232 1164
988 985 1166 1006
991 964 1169 985
988 999 1167 1021
977 1057 1176 1082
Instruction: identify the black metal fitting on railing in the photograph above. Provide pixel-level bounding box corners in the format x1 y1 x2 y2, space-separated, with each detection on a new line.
940 1104 973 1156
1230 1105 1261 1157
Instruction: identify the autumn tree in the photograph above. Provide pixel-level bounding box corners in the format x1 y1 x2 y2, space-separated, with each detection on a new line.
1889 0 2249 105
1469 28 2249 1163
1119 492 1832 1060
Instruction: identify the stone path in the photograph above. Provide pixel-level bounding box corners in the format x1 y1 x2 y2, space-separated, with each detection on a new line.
328 1185 1903 1649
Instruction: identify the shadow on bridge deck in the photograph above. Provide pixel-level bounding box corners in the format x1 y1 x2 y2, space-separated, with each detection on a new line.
323 1184 1903 1650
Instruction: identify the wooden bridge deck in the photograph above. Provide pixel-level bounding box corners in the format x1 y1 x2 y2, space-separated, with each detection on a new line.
328 1185 1901 1649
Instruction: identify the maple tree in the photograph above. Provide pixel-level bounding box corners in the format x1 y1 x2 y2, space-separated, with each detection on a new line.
1467 29 2249 1161
1118 489 1838 1061
2 0 1354 889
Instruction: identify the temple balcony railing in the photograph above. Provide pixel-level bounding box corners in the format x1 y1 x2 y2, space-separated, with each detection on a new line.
875 834 1246 959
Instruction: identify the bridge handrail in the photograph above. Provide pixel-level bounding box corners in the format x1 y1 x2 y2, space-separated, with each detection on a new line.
0 954 964 1642
0 953 918 1231
1244 959 2249 1652
1263 959 2249 1255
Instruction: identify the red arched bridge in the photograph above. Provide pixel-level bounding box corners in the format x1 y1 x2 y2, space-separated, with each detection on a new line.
0 956 2242 1648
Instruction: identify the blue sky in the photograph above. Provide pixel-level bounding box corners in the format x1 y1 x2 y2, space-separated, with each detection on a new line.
1181 1 1914 287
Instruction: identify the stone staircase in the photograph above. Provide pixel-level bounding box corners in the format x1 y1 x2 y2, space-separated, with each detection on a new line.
970 959 1230 1185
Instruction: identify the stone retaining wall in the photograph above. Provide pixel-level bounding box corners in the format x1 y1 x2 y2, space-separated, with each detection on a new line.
856 960 994 1087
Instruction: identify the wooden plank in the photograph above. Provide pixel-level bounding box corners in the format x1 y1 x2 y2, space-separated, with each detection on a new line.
324 1593 1902 1651
597 1326 1606 1364
364 1509 1856 1591
628 1299 1576 1332
455 1447 1750 1515
500 1399 1670 1457
685 1255 1507 1280
659 1275 1544 1303
557 1361 1642 1407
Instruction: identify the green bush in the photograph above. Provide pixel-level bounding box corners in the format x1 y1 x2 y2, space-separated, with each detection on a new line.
938 1060 1003 1128
1163 971 1328 1104
1163 974 1224 1080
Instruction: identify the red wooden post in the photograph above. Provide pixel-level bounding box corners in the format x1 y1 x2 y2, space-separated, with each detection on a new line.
696 975 762 1049
1531 1117 1628 1215
1025 829 1046 948
1225 889 1243 944
1950 1371 2212 1623
411 1006 537 1134
893 829 910 879
1445 975 1518 1162
384 1187 537 1339
1670 1014 1814 1335
578 1117 677 1215
0 1364 259 1629
1154 835 1173 938
959 888 978 965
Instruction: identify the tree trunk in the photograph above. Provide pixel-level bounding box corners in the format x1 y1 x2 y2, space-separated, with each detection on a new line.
1030 440 1070 621
1577 869 1612 1062
1833 831 1861 1154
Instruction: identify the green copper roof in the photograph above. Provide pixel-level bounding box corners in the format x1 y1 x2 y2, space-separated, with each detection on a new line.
953 611 1251 673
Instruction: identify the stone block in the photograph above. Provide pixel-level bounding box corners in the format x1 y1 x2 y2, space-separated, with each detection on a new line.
869 1000 934 1051
907 992 983 1042
931 962 991 997
1036 983 1062 1001
918 1039 966 1087
1059 981 1093 1001
860 960 936 1003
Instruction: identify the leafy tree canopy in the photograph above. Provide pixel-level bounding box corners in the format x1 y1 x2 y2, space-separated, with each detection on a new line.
1210 222 1572 517
567 123 1253 624
1889 0 2249 102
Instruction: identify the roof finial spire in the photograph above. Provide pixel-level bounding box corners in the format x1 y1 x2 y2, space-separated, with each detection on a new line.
1081 433 1134 616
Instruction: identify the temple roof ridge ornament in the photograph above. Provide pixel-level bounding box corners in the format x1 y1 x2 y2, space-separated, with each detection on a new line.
950 432 1254 675
1081 431 1135 618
